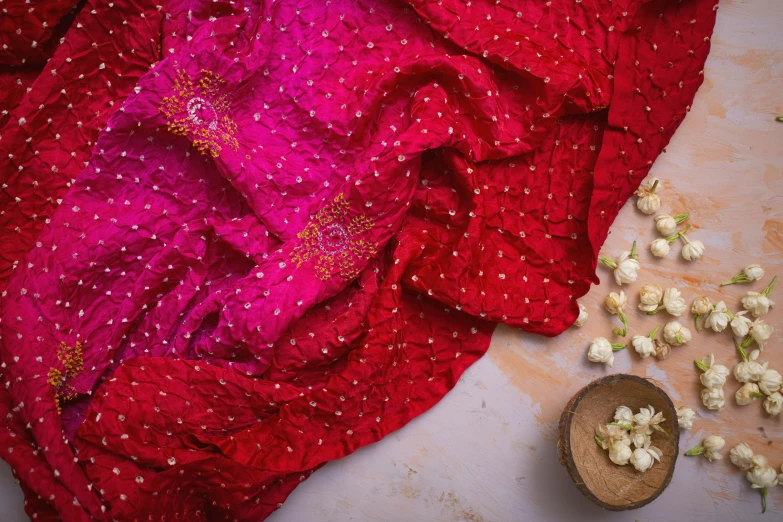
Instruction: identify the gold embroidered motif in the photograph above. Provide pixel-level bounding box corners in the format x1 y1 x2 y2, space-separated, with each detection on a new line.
160 69 239 158
291 194 378 280
47 341 84 413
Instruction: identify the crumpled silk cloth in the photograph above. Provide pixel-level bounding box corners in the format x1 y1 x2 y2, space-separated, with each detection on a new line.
0 0 718 519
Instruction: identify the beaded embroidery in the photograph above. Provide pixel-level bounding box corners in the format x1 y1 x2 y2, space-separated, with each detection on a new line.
160 69 239 157
291 194 378 280
46 341 84 413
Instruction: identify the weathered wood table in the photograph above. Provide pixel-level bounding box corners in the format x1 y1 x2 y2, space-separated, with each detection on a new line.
1 1 781 520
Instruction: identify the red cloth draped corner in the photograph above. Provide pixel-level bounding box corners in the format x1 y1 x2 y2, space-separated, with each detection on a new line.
0 0 718 519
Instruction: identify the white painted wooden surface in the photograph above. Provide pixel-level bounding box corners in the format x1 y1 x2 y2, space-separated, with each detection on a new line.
2 0 782 520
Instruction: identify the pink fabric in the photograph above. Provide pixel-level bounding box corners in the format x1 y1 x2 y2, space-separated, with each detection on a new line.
0 0 718 519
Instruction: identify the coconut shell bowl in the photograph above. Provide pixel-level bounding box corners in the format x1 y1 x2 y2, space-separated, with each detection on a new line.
557 374 679 510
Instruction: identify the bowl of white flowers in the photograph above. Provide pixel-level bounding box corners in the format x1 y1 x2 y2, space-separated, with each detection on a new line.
557 374 679 510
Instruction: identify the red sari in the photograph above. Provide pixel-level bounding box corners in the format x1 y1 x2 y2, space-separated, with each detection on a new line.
0 0 718 519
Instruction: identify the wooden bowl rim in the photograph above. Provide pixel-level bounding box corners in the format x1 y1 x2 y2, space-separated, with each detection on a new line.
558 373 679 511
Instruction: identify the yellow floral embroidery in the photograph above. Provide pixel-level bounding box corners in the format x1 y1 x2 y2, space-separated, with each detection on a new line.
291 194 378 280
47 341 84 413
160 69 239 157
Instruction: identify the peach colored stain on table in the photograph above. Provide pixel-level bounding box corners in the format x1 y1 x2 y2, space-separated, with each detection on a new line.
0 1 782 521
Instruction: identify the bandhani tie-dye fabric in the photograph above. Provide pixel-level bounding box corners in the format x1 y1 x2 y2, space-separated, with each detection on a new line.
0 0 718 519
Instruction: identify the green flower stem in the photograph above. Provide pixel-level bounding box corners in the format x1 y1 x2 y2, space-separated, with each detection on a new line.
674 213 689 225
595 435 604 448
648 325 660 340
650 179 659 192
741 334 754 349
761 487 768 513
598 256 617 269
664 231 681 244
694 359 709 373
735 338 749 362
685 445 705 457
677 224 692 238
751 392 764 399
610 342 627 351
762 275 777 297
777 116 783 122
629 240 639 260
646 304 665 315
721 268 753 287
725 309 735 320
652 424 670 438
694 314 703 332
612 310 628 337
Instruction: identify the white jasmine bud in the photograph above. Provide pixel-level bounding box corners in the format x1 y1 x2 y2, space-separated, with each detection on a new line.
691 295 711 332
752 454 769 469
763 392 782 416
632 326 660 359
588 337 626 367
741 276 776 317
650 238 671 257
635 178 661 215
748 464 779 489
729 443 754 471
679 233 705 261
733 349 767 383
608 441 632 466
662 287 686 316
691 296 712 316
638 283 663 313
654 212 687 236
599 242 640 286
646 287 685 316
655 214 677 237
676 406 695 430
721 264 765 286
700 386 725 410
748 318 774 349
633 404 666 436
595 423 631 450
747 465 779 513
695 353 729 389
735 382 763 406
614 251 641 285
630 442 663 472
663 321 691 346
685 435 724 461
650 225 686 258
613 406 634 425
742 292 774 317
730 310 752 337
604 291 629 336
629 431 649 449
758 369 782 396
604 291 627 314
704 301 730 332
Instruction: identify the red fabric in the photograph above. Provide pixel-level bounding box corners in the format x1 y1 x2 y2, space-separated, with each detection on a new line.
0 0 81 66
0 0 165 289
0 0 718 520
0 1 85 125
